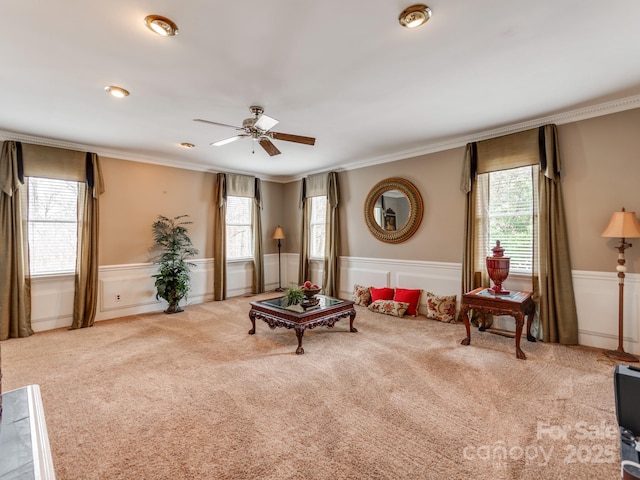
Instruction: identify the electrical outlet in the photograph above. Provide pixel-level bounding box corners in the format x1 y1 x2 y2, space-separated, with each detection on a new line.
115 294 121 302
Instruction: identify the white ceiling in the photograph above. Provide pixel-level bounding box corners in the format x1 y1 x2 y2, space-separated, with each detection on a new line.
1 1 640 182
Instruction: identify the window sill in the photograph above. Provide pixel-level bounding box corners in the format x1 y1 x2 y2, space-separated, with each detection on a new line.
227 257 253 264
29 271 75 280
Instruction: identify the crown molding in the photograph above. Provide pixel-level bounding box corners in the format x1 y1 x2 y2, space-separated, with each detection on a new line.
340 94 640 173
2 94 639 183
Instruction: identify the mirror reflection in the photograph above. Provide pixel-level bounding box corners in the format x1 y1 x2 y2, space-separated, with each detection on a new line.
374 190 410 231
364 177 423 244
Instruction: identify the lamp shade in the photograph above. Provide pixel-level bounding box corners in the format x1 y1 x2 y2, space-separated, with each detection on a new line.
601 209 640 239
272 226 286 240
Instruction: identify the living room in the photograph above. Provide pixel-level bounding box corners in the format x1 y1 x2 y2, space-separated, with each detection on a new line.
2 2 640 479
16 106 640 358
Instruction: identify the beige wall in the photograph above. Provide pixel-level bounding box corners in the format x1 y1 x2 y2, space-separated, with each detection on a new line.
99 158 285 265
281 181 302 254
99 158 215 265
338 147 466 262
280 107 640 274
99 107 640 275
260 179 287 255
559 108 640 273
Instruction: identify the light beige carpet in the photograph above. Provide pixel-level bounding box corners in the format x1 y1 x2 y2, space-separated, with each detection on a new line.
1 293 623 479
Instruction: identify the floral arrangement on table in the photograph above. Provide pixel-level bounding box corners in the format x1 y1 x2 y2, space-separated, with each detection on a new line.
283 281 321 307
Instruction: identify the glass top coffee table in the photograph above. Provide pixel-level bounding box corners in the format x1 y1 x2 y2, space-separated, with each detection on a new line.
248 295 357 354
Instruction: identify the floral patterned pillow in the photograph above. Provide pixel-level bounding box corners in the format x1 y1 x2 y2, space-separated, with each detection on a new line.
367 299 410 317
352 284 372 306
425 292 457 322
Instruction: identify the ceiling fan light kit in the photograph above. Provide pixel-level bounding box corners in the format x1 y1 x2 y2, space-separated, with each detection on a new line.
399 4 432 28
194 106 316 157
144 15 179 37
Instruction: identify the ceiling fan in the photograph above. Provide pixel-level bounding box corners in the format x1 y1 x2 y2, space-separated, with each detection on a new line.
194 106 316 156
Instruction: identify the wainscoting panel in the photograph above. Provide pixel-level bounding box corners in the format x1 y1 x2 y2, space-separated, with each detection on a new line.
339 257 461 315
30 274 75 332
573 270 640 354
283 254 300 289
226 260 254 298
27 254 640 354
96 259 214 322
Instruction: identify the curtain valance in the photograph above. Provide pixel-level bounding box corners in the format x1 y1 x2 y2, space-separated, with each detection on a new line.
226 173 255 197
21 143 86 181
300 172 328 202
461 126 545 193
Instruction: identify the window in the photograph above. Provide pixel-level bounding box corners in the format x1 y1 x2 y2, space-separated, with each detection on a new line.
27 177 78 275
476 166 536 274
309 195 327 258
226 195 253 259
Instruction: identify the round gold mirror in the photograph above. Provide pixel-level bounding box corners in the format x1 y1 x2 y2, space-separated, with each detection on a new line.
364 178 423 243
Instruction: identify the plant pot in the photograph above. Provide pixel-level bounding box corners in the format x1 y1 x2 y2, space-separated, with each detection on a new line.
165 303 184 314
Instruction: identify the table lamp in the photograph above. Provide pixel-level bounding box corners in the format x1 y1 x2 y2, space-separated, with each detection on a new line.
601 208 640 362
273 226 286 291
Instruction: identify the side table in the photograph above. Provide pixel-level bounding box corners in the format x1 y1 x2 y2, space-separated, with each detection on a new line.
459 287 536 359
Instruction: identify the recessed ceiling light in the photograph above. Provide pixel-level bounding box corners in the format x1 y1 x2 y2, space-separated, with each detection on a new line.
104 86 130 98
180 143 195 149
399 4 432 28
144 15 179 37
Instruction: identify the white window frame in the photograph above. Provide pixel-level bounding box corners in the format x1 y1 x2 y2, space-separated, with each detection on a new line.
226 195 253 260
27 176 78 276
309 195 327 260
475 165 537 276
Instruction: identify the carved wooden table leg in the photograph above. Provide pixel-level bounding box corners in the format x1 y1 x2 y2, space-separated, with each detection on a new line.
349 309 358 333
248 311 256 335
460 304 471 346
295 327 305 355
514 312 526 360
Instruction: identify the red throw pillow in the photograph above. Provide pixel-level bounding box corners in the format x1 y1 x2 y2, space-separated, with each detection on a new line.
393 288 422 316
369 287 395 302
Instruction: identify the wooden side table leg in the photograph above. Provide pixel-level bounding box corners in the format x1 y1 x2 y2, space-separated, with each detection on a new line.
514 312 526 360
295 327 305 355
460 305 471 346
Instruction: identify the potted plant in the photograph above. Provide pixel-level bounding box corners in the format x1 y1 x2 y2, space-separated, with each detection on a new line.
151 215 199 313
283 287 304 307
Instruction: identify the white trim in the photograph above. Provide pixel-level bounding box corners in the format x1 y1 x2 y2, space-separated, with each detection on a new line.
341 256 461 271
26 385 56 480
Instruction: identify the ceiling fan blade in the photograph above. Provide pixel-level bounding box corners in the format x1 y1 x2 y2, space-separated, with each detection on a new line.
271 132 316 145
255 114 279 132
211 135 245 146
259 138 281 156
193 118 241 129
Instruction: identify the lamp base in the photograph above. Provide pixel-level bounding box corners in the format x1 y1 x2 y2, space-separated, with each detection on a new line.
604 349 639 363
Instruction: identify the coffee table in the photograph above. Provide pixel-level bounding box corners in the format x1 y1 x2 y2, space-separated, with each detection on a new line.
248 295 357 354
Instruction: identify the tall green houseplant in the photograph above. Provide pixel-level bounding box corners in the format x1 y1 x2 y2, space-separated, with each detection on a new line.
151 215 199 313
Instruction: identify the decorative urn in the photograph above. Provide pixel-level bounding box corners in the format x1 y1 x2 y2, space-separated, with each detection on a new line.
486 240 510 295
